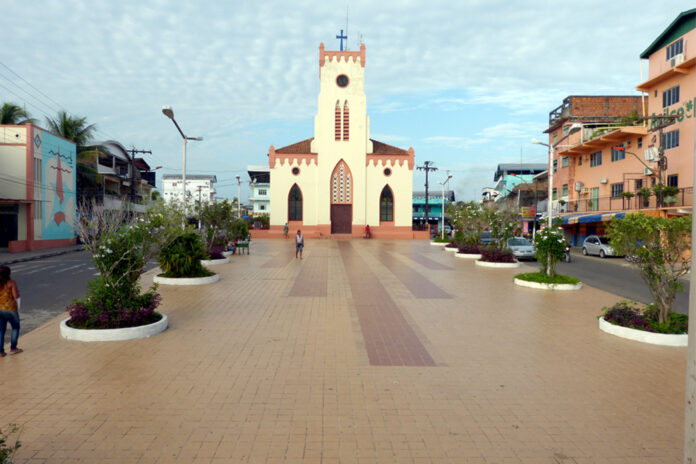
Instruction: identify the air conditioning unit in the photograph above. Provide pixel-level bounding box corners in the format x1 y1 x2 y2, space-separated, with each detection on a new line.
670 53 685 67
644 167 654 176
600 177 608 184
574 181 584 191
644 147 659 162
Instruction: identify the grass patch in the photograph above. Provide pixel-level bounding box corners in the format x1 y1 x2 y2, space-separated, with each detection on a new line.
432 237 449 243
159 268 214 278
515 272 580 285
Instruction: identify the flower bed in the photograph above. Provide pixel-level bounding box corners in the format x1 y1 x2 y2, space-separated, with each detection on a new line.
153 273 220 286
455 252 482 259
61 313 168 342
201 258 230 266
601 300 687 334
475 260 520 269
480 246 516 263
513 272 582 290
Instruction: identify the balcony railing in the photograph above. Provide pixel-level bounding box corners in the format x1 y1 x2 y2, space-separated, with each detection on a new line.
561 187 693 214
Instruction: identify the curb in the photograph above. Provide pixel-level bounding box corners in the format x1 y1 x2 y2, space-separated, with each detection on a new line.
0 246 84 266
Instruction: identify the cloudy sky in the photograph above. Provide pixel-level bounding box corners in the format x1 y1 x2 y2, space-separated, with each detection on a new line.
0 1 688 202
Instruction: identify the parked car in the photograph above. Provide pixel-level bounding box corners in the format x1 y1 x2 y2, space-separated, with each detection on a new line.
582 235 620 258
506 237 536 261
480 231 493 245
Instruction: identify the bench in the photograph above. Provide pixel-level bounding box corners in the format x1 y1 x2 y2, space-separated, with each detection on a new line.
236 241 250 254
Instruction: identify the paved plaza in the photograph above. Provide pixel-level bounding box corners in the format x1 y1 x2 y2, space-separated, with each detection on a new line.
0 239 687 463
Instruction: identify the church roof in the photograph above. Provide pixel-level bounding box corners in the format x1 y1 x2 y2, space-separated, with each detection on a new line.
275 138 316 154
369 139 410 156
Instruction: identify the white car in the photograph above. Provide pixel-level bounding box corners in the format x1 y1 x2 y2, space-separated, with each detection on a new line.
582 235 619 258
506 237 536 261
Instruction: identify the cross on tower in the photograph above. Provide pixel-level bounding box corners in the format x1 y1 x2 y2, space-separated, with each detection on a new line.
336 29 347 51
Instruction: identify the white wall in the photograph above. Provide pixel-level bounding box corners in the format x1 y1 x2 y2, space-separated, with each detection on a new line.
0 127 27 201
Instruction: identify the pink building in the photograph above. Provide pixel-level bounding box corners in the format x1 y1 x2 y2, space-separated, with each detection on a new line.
544 9 696 245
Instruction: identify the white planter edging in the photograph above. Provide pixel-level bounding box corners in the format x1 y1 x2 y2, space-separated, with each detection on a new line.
475 260 520 269
598 317 687 347
201 258 229 266
444 246 459 252
222 251 233 257
430 242 448 247
513 278 583 291
455 253 482 260
153 273 220 285
60 314 168 342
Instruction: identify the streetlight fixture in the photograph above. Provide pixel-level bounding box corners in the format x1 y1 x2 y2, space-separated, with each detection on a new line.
438 173 453 240
236 175 241 218
162 106 202 225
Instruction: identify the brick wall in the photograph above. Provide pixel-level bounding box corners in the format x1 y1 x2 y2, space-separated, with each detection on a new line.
568 96 641 118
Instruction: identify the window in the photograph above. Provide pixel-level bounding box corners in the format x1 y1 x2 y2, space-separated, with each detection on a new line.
663 85 680 108
667 174 679 187
259 205 266 211
578 156 582 166
611 183 624 198
379 186 394 222
258 189 267 196
553 160 557 172
666 38 683 60
342 101 349 141
637 138 642 148
561 157 568 168
635 179 643 191
288 184 302 221
334 100 341 141
611 148 625 162
552 188 557 200
590 151 602 167
562 184 568 197
662 129 680 149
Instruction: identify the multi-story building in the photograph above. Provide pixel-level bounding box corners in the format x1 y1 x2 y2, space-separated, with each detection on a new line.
412 190 454 230
162 174 217 207
542 9 696 245
247 165 270 217
0 123 77 251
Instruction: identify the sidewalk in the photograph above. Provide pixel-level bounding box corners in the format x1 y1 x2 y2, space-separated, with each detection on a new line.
0 239 686 463
0 244 84 266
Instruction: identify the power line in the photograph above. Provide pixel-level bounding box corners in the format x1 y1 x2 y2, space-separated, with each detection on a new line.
0 61 65 110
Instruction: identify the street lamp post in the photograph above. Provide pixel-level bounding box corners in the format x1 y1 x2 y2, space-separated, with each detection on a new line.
531 138 554 227
236 175 241 218
438 173 453 240
162 106 202 226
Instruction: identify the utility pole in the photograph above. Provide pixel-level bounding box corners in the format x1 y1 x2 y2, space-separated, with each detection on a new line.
126 148 152 205
417 161 438 234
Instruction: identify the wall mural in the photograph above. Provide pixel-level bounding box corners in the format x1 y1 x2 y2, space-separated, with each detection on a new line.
38 130 76 239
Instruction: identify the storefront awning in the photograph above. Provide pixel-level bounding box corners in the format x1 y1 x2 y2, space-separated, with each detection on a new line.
562 211 626 225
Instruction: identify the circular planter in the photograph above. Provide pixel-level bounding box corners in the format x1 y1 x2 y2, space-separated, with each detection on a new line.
475 260 520 269
455 253 482 260
598 317 687 347
444 246 459 252
222 251 233 257
513 278 582 291
153 273 220 285
201 258 229 266
430 242 448 247
60 314 168 342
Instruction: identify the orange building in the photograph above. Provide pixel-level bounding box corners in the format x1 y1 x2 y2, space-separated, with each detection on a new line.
544 9 696 245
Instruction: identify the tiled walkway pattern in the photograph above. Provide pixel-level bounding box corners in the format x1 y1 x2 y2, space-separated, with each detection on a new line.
0 239 688 463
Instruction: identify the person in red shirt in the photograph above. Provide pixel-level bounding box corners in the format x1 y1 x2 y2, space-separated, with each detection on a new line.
364 225 371 239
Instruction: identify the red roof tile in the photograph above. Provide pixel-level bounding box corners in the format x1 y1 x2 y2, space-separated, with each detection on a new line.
369 139 409 155
275 138 315 154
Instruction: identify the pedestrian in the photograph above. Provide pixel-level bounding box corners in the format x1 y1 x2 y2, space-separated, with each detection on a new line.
283 222 289 239
295 230 304 259
364 224 371 239
0 265 22 357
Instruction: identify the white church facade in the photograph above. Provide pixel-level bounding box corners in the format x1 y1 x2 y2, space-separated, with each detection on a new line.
269 43 415 238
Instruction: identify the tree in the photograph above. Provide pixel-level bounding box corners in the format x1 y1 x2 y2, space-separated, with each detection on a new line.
448 201 486 244
482 205 517 249
45 111 96 147
533 225 566 277
608 213 691 324
0 102 35 125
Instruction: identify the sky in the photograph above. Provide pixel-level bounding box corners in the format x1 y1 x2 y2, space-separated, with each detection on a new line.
0 1 689 203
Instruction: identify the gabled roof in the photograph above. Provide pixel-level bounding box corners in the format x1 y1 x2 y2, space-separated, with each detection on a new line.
275 138 315 154
369 139 409 155
273 137 411 156
641 9 696 59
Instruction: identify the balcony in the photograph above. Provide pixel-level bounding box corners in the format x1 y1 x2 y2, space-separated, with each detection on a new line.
561 187 693 214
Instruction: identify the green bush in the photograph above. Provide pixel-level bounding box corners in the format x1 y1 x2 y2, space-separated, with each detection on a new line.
601 300 687 334
229 219 249 241
0 424 21 464
515 272 579 285
158 232 212 278
432 236 449 243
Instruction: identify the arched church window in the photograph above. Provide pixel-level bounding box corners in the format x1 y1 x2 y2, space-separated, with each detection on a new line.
342 101 349 141
288 184 303 221
380 186 394 222
334 100 341 141
331 160 352 204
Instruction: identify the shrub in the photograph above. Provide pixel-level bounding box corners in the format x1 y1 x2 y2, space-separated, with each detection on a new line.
480 246 515 263
454 230 464 243
601 300 688 334
229 218 249 241
515 272 579 285
457 242 481 254
206 244 225 260
534 225 566 277
158 232 211 278
446 240 459 248
0 423 21 464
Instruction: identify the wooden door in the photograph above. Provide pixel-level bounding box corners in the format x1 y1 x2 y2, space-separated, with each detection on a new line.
331 204 352 234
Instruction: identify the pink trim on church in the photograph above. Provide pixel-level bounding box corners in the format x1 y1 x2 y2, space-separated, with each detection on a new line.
268 145 318 168
366 149 415 170
319 43 366 69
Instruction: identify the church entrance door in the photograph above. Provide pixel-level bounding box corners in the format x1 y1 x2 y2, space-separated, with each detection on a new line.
331 204 352 234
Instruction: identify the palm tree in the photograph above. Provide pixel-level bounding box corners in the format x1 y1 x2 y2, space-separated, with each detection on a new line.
45 111 96 147
0 102 35 124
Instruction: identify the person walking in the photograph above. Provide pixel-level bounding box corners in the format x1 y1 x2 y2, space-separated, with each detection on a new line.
283 222 289 238
295 230 304 259
0 265 22 357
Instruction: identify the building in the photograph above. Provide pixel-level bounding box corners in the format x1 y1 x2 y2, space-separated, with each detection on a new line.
0 123 76 251
247 165 270 217
162 174 217 207
412 190 455 229
544 8 696 245
268 43 415 238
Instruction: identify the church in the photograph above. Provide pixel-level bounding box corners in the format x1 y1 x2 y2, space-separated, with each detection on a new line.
268 42 415 238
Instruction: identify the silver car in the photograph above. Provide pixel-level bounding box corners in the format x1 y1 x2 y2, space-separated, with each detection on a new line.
582 235 619 258
507 237 536 261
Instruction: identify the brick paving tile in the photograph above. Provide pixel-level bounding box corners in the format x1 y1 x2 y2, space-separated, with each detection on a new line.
0 239 688 463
